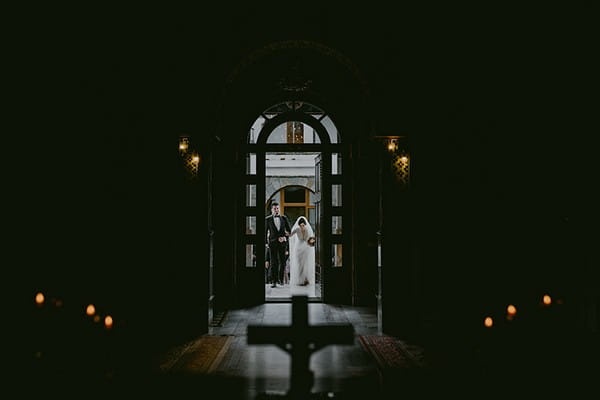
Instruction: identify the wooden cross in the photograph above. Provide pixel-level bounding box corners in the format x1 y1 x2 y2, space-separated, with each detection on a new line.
247 295 355 398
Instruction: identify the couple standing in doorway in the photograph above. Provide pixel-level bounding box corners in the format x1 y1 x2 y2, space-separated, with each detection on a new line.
266 202 316 293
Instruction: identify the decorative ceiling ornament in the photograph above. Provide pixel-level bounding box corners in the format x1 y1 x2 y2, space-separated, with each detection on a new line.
278 65 313 92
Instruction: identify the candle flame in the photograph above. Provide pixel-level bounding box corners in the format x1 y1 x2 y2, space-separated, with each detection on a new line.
484 317 493 328
35 292 45 305
507 305 517 315
86 304 96 316
543 295 551 305
104 315 113 329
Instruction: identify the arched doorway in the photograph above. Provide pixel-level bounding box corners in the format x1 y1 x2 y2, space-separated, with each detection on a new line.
238 101 350 305
266 185 319 300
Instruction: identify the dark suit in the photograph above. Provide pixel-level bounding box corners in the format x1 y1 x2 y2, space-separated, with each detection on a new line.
265 214 291 285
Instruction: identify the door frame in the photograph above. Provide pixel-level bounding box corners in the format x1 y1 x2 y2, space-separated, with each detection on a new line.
237 110 351 306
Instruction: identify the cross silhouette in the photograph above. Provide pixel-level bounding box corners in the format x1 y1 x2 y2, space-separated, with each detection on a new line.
247 296 355 398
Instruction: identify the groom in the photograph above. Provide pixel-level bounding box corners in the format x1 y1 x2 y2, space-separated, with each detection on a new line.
265 201 291 288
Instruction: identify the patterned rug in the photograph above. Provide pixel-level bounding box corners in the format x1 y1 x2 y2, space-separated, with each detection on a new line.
358 335 425 371
160 335 233 374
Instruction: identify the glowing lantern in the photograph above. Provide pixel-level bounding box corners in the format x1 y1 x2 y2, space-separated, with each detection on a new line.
86 304 96 316
543 295 552 306
507 305 517 316
484 317 493 328
186 152 201 176
104 315 113 330
179 137 189 154
35 292 44 305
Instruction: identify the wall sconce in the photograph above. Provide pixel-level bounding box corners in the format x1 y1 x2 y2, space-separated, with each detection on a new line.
180 135 201 178
179 136 189 155
186 151 200 176
392 150 410 186
387 139 398 152
373 135 410 186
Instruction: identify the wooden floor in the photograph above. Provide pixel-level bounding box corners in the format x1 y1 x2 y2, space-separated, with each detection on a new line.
162 302 383 398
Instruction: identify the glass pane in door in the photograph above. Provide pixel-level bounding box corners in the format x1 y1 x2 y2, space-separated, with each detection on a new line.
284 206 305 226
332 216 342 234
332 184 342 207
332 244 343 267
332 153 342 175
246 153 256 175
246 184 256 207
246 244 256 268
246 216 256 234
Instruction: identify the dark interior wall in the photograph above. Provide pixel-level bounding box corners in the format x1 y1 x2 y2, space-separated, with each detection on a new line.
19 26 219 361
380 82 598 344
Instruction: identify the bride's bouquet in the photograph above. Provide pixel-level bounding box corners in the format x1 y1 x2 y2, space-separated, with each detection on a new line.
307 237 316 247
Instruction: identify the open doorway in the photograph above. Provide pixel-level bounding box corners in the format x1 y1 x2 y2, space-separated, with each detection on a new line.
265 152 321 301
238 102 349 306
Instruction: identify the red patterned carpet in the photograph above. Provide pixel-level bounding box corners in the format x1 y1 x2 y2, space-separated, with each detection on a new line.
160 335 233 374
358 335 425 371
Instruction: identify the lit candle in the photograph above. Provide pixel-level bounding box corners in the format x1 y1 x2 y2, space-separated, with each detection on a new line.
543 294 552 306
507 304 517 316
86 304 96 316
104 315 113 330
484 317 493 328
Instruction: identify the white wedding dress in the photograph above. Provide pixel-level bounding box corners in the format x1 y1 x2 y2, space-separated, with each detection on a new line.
289 216 316 297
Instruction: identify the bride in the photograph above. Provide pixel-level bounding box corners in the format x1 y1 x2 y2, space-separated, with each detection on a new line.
289 216 316 295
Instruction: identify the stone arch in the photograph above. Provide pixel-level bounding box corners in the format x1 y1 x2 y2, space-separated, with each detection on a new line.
222 39 371 103
215 39 375 141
